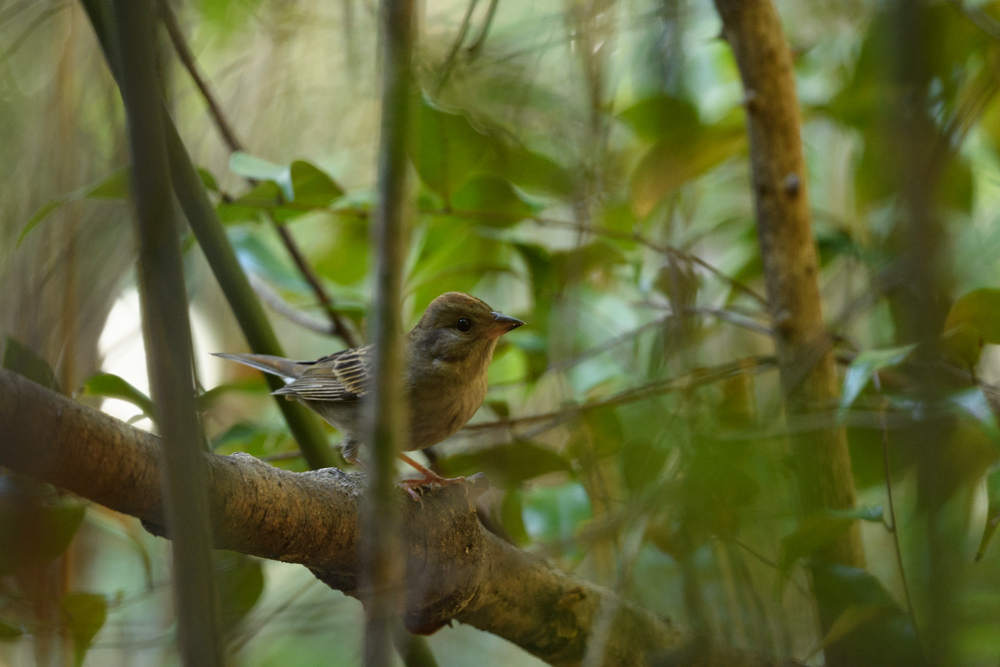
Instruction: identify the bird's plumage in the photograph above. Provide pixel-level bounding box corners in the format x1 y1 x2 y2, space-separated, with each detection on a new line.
213 292 523 469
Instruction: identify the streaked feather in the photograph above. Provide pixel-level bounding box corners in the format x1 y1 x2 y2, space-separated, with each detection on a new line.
273 344 372 402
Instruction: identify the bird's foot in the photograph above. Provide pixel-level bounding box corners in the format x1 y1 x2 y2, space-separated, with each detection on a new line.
397 471 468 501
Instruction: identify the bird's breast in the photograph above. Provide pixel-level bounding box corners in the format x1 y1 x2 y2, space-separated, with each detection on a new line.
406 369 488 451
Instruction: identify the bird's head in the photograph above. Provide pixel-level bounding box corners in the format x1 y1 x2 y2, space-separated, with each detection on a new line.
408 292 524 365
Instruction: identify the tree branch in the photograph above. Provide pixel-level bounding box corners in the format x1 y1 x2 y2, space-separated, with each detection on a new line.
712 2 865 665
0 367 806 667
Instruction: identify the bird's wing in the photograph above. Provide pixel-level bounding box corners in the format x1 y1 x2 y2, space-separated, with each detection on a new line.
273 345 372 401
211 352 310 379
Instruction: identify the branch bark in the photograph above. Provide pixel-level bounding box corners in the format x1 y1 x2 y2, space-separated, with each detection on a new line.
711 1 865 664
0 368 804 667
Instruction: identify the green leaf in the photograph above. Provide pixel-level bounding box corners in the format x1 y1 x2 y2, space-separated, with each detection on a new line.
499 489 530 546
450 175 537 226
221 157 343 223
410 95 489 200
491 144 573 197
438 440 571 486
61 592 107 667
216 551 264 632
617 94 701 143
810 564 923 667
212 421 289 457
948 388 1000 442
975 464 1000 561
942 289 1000 368
288 160 344 207
84 167 130 199
197 167 219 192
809 604 899 661
0 620 22 641
230 152 294 199
17 169 131 247
197 377 265 412
313 216 370 285
80 372 154 420
779 511 855 580
17 199 65 247
945 288 1000 339
0 498 86 577
838 344 917 418
522 481 591 545
937 157 973 213
229 227 305 290
3 337 61 393
629 118 744 217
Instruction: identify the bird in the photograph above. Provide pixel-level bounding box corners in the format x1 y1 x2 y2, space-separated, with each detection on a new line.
213 292 524 493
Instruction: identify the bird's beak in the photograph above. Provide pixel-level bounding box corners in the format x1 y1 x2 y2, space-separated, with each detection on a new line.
489 312 524 338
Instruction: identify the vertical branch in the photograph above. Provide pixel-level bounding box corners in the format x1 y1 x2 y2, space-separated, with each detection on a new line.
887 2 955 663
711 0 865 663
362 0 414 663
110 0 223 664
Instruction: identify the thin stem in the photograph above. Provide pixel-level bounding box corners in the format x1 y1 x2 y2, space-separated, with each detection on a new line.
465 0 499 58
362 0 415 662
433 0 479 92
873 373 924 657
272 223 361 347
112 0 224 662
247 272 340 337
338 204 769 307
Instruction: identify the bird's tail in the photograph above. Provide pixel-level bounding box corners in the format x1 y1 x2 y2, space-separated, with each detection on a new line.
211 353 307 380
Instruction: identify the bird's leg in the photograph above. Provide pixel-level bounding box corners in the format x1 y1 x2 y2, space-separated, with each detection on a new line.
396 452 467 492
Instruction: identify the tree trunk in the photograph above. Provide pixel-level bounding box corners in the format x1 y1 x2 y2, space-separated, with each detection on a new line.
711 1 866 664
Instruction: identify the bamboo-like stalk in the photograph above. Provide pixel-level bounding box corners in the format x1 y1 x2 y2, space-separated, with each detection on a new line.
110 0 223 663
361 0 416 663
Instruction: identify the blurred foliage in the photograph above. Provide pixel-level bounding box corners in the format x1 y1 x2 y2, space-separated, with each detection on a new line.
5 0 1000 665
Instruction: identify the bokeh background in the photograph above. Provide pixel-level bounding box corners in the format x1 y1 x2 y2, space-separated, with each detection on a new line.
3 0 1000 664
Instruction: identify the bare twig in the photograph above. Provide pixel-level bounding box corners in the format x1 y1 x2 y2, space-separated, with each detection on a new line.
465 0 499 58
157 0 242 151
246 272 341 336
433 0 479 92
461 355 778 439
871 374 922 656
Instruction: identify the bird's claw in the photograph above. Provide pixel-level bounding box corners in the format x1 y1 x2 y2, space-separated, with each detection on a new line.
397 473 469 501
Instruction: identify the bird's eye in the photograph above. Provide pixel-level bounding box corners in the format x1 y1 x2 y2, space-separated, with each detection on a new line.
456 318 472 332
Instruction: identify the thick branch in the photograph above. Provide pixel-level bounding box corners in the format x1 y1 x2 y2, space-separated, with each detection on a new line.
712 2 864 665
0 368 803 667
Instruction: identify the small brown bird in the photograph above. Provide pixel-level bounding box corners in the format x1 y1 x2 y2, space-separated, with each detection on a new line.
213 292 523 491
